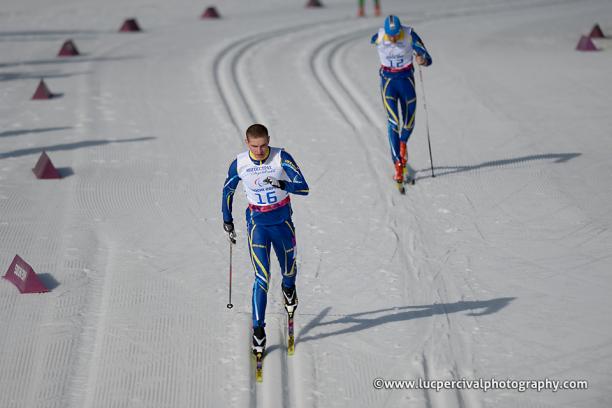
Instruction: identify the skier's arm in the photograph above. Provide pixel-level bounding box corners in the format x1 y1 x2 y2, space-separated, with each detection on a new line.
279 151 309 196
370 32 379 44
221 159 240 223
411 30 432 66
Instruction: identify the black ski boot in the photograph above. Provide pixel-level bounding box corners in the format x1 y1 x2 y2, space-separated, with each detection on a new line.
282 285 298 317
252 326 266 356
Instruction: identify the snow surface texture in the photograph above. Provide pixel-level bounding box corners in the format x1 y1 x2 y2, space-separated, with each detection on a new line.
1 0 612 407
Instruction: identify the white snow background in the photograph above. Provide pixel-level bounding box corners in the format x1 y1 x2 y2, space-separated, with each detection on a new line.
1 0 612 407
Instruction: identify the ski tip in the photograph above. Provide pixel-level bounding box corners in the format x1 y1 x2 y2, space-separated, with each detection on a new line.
254 353 264 382
288 338 295 355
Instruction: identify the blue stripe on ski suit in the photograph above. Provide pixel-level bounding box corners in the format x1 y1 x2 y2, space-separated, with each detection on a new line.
248 220 297 328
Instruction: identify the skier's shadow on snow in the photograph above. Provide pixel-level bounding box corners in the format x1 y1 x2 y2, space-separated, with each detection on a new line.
413 153 581 181
296 297 515 344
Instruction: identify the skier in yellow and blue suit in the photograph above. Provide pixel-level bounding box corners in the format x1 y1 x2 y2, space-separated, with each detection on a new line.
222 124 309 356
371 15 432 183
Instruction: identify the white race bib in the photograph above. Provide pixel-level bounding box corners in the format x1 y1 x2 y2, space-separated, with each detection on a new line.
236 147 289 207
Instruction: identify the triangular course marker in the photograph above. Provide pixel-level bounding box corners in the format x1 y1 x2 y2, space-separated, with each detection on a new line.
32 151 62 179
31 79 54 100
576 35 598 51
305 0 324 8
119 18 141 32
589 23 605 39
58 39 80 57
201 7 221 19
3 255 50 294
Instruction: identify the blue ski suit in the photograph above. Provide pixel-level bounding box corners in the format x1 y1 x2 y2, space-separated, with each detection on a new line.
371 26 432 164
222 147 309 328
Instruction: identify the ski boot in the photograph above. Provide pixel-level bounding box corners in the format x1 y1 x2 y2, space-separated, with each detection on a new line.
252 326 266 381
282 285 297 355
394 161 405 194
399 142 415 184
282 285 298 317
252 326 266 355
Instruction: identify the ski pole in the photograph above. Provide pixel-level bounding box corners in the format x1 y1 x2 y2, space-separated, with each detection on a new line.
227 231 236 309
418 64 435 178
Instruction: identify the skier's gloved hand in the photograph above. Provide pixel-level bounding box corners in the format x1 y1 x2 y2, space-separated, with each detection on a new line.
415 54 428 66
224 221 236 244
263 177 285 190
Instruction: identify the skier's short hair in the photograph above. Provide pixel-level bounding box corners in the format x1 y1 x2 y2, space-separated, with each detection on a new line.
246 124 269 140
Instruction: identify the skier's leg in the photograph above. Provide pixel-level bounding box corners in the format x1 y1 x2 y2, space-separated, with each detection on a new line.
381 77 404 181
247 222 272 329
400 75 417 144
270 220 297 288
271 220 298 312
380 77 401 164
399 76 417 173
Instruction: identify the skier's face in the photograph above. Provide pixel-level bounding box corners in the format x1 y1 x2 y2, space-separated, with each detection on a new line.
246 136 270 160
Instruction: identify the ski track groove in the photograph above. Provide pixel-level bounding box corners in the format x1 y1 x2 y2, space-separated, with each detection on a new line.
78 2 593 406
279 320 291 408
213 18 345 135
211 17 350 406
212 12 510 406
1 1 597 407
309 26 392 208
318 10 505 408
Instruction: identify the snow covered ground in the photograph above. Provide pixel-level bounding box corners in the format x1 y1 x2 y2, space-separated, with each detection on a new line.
1 0 612 406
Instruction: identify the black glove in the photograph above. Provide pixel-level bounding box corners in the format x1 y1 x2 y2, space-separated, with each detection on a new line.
223 221 236 244
263 176 285 190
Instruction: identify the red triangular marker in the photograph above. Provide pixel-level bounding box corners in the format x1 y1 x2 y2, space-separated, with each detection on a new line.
576 35 598 51
119 18 141 32
589 24 605 39
58 39 80 57
201 7 221 19
3 255 49 293
32 151 61 179
31 79 53 100
305 0 324 7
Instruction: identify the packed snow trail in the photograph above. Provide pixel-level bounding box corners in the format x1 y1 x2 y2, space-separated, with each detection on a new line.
1 0 612 407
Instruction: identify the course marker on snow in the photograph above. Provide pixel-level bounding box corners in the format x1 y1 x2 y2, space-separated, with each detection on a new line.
57 39 80 57
31 79 54 100
576 35 598 51
201 7 221 19
3 255 49 294
305 0 324 8
119 18 141 32
589 23 605 38
32 151 61 179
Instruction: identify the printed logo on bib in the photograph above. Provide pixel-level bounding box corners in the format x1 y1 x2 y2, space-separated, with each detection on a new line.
248 172 279 205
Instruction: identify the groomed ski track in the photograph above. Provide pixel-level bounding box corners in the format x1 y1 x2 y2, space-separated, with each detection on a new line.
1 0 612 407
